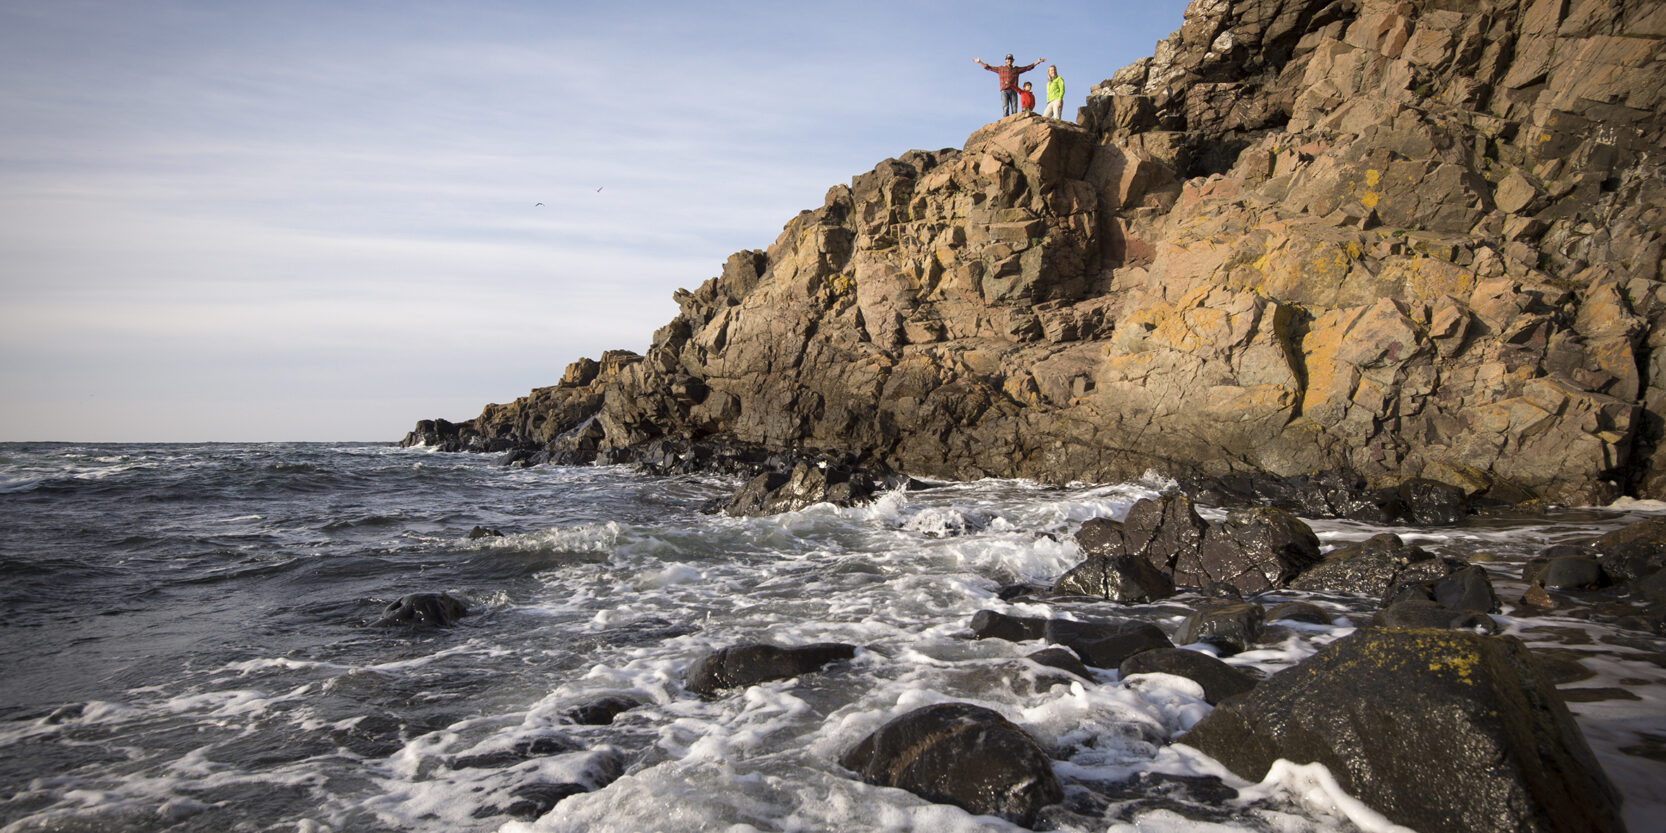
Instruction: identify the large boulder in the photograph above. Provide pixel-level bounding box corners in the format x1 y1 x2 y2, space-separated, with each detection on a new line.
1118 648 1257 705
1591 516 1666 583
684 642 856 695
840 702 1063 826
1180 629 1626 833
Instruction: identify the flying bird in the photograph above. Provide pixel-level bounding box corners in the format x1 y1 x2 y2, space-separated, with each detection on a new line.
535 202 544 206
596 187 603 193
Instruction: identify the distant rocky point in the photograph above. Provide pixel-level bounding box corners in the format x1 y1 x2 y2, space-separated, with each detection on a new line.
406 0 1666 507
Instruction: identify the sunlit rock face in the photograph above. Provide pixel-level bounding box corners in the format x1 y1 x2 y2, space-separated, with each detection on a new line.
408 0 1666 506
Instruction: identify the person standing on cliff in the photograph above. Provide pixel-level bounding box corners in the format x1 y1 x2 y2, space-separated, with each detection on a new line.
1019 82 1036 113
974 54 1044 117
1042 65 1066 120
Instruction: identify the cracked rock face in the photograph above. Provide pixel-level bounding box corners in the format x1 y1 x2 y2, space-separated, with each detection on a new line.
408 0 1666 506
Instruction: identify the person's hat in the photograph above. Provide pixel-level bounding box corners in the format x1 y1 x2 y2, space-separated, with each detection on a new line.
1005 53 1014 61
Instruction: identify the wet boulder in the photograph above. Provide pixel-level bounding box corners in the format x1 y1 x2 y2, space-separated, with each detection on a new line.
1590 516 1666 584
1176 602 1265 655
563 694 645 726
1078 495 1320 595
1180 629 1624 833
1178 507 1321 594
1395 477 1470 525
375 592 469 627
1118 648 1256 705
1373 599 1501 633
1289 533 1443 597
721 460 878 516
1027 647 1095 681
969 610 1048 642
684 642 857 695
1044 618 1173 669
840 702 1063 827
1051 554 1174 602
1527 554 1611 591
1383 564 1501 614
1265 601 1336 625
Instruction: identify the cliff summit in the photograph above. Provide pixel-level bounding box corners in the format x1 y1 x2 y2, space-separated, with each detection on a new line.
407 0 1666 506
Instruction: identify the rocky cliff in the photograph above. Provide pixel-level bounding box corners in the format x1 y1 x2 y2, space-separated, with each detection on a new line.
406 0 1666 506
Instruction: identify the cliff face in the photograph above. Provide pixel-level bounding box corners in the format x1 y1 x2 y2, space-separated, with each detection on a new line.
408 0 1666 506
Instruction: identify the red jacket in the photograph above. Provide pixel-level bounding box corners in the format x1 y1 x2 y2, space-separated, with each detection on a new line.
986 61 1040 91
1019 89 1036 109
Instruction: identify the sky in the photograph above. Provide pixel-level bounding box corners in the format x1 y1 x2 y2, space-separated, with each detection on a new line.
0 0 1193 442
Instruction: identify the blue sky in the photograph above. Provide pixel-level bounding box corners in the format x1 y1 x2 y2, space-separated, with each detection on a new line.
0 0 1191 442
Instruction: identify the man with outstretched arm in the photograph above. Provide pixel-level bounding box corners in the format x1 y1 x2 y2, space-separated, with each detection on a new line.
974 54 1045 117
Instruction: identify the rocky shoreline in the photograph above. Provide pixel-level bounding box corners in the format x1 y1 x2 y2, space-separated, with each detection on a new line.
391 486 1664 831
399 0 1666 828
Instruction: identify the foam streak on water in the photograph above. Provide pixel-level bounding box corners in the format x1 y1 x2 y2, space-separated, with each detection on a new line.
0 443 1662 833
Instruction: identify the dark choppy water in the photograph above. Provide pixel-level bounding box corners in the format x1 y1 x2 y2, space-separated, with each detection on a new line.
1 442 1662 832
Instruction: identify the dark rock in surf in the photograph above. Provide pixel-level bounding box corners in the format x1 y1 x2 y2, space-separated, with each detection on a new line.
1118 648 1257 705
1076 495 1319 595
1180 629 1626 833
1027 647 1095 681
840 702 1063 827
1176 602 1265 655
1289 533 1445 597
1372 599 1500 633
970 610 1048 642
375 592 469 627
1044 618 1172 669
1395 478 1470 526
449 734 582 769
1382 564 1501 614
1265 601 1335 626
1051 554 1175 602
721 460 880 516
563 694 646 726
1527 554 1611 591
468 526 505 539
1590 516 1666 583
685 642 857 695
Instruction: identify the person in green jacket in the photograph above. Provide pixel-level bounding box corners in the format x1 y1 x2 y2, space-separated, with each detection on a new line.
1043 65 1066 120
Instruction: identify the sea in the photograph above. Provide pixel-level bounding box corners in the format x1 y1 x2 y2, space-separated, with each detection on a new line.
1 442 1663 833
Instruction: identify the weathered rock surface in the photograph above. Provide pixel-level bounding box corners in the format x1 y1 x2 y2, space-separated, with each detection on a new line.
407 0 1666 507
684 642 857 695
1051 553 1175 602
840 702 1064 826
1289 532 1447 596
1180 629 1626 833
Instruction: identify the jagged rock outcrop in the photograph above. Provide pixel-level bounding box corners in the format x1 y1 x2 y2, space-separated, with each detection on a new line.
407 0 1666 505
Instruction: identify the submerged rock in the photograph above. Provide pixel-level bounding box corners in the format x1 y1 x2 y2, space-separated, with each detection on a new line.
1181 629 1625 833
969 609 1048 642
840 702 1063 827
1176 602 1265 655
684 642 856 695
374 592 469 627
1118 648 1256 705
562 694 645 726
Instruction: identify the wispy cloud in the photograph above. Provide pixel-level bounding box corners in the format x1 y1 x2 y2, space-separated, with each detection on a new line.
0 0 1191 441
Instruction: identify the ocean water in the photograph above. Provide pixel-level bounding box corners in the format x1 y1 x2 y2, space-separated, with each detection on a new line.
1 442 1663 833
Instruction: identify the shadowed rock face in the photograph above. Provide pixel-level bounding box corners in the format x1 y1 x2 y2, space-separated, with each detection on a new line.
407 0 1666 506
1180 628 1626 833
